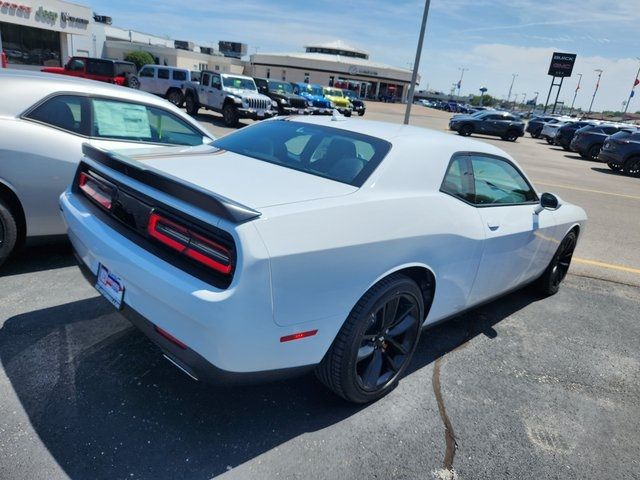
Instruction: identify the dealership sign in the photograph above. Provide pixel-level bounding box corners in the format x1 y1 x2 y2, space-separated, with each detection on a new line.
548 52 577 77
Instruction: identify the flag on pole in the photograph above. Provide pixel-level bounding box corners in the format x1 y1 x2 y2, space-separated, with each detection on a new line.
632 90 636 98
635 78 640 87
457 80 461 89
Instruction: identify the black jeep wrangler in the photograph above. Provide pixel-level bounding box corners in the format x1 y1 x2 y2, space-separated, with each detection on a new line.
254 78 311 115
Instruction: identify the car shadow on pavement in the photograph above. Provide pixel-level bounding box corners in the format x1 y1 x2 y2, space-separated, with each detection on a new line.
0 285 541 479
563 154 587 161
591 167 625 176
1 241 74 278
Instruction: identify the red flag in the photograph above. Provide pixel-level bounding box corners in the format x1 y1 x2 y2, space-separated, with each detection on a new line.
635 78 640 87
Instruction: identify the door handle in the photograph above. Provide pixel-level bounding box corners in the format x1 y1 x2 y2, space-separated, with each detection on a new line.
487 220 500 231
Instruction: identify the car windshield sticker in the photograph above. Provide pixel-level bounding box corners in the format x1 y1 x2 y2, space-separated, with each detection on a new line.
93 100 151 139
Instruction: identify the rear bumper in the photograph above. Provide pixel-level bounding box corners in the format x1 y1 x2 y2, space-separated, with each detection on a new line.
73 254 313 385
59 189 328 378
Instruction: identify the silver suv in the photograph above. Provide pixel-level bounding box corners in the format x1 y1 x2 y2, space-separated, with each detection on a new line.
183 71 276 127
138 65 200 107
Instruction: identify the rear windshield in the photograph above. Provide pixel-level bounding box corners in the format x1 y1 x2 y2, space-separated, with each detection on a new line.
212 120 391 186
115 62 137 77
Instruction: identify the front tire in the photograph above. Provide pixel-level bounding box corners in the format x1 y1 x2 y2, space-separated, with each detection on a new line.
531 131 541 139
536 231 577 296
459 124 473 136
316 274 425 403
587 144 602 161
344 110 352 117
185 94 199 116
358 110 365 117
502 130 519 142
222 103 240 127
167 89 184 108
125 74 140 89
607 161 622 172
0 199 18 267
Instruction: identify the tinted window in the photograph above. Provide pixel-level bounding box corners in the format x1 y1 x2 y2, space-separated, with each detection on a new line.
190 71 201 82
601 126 619 135
90 99 204 146
87 59 113 76
441 156 474 203
212 120 391 186
211 75 222 89
157 68 170 80
471 156 537 205
201 73 211 87
27 95 88 135
139 67 154 78
172 70 187 81
115 63 137 77
68 58 85 72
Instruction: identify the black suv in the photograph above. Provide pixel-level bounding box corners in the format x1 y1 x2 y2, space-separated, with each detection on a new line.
598 129 640 175
449 110 525 141
254 78 311 115
342 89 366 116
570 124 625 160
555 121 596 150
526 116 557 138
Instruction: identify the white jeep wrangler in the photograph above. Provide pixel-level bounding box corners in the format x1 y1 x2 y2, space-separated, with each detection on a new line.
183 71 276 127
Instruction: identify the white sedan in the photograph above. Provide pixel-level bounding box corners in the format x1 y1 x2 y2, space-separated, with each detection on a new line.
0 70 213 266
60 116 586 403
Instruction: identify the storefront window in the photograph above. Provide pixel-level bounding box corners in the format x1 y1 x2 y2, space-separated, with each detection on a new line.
0 22 61 66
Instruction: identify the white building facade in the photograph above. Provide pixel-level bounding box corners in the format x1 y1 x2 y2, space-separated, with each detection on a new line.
248 41 418 101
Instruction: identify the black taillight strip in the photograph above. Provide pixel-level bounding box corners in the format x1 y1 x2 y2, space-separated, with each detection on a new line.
81 143 261 224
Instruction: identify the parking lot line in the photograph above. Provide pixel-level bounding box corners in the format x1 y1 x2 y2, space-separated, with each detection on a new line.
534 181 640 201
574 257 640 275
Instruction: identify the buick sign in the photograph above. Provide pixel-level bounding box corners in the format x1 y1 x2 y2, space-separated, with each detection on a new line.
548 52 577 77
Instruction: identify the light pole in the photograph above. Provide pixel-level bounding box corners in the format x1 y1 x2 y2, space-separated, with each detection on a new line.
569 73 582 115
404 0 432 124
506 73 518 104
457 67 468 99
622 58 640 117
521 93 527 107
587 69 603 116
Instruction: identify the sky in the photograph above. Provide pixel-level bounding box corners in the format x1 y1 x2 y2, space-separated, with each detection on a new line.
88 0 640 112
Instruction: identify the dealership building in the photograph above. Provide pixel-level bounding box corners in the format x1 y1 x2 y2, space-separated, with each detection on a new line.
0 0 91 69
248 41 417 101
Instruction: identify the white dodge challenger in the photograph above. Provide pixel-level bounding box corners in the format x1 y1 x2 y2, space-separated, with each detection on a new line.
60 116 586 403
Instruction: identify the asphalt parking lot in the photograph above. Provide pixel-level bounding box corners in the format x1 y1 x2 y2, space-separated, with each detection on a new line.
1 103 639 480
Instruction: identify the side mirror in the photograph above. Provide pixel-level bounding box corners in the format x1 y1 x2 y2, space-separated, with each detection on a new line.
540 192 559 210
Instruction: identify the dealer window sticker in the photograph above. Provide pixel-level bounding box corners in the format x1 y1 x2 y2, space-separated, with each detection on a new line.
92 100 152 139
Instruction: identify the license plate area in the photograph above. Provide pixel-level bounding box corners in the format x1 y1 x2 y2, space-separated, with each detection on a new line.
95 263 125 310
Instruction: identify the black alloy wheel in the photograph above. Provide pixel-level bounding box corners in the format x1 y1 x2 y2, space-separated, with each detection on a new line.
460 124 473 136
316 274 426 403
537 231 577 296
126 74 140 89
531 130 541 139
588 144 602 161
624 157 640 177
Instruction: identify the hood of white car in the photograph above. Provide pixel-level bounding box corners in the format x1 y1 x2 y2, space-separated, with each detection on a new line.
127 147 358 208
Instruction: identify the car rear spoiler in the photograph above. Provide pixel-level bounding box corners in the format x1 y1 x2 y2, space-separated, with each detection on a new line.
81 144 261 223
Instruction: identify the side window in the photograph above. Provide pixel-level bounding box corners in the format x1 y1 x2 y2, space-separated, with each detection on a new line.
157 68 170 80
201 73 211 86
90 98 204 146
602 126 618 135
440 156 474 203
470 155 537 205
87 59 113 76
139 67 155 78
211 75 222 89
67 58 85 72
26 95 88 135
172 70 187 81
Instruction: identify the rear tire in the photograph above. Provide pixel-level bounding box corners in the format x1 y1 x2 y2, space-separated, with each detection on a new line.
531 131 540 139
167 89 184 108
536 231 577 296
316 274 425 403
0 199 18 268
125 74 140 89
344 110 352 117
222 103 240 127
546 138 553 145
587 144 602 161
607 162 622 172
185 93 199 116
623 156 640 177
358 110 365 117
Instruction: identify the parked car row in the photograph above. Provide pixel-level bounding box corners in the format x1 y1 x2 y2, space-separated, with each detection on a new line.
526 115 640 177
36 57 366 128
449 109 525 142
